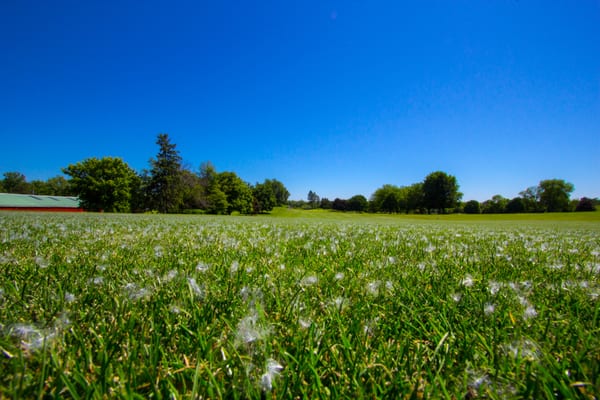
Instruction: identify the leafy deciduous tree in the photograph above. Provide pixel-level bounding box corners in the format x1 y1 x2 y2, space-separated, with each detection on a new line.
575 197 596 212
422 171 462 213
332 198 348 211
307 191 320 208
347 194 368 212
181 169 204 210
506 197 525 213
218 172 253 215
482 195 508 214
263 179 290 206
63 157 138 212
252 181 277 213
2 172 29 194
463 200 481 214
405 183 424 213
320 198 332 209
370 184 401 213
538 179 574 212
519 186 542 212
199 162 228 215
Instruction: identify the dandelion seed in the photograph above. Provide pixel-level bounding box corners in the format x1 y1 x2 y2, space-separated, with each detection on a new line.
366 280 381 296
469 372 491 389
334 272 345 281
239 286 251 301
451 293 462 302
163 269 177 282
236 314 269 344
187 277 204 299
54 312 71 330
123 283 150 301
484 303 495 315
89 277 103 286
504 339 540 361
520 281 532 291
489 281 501 295
8 323 55 352
266 358 284 375
517 296 529 307
170 305 182 314
64 292 76 303
196 262 209 272
298 318 312 329
363 318 378 336
154 245 163 258
260 372 273 391
331 296 348 310
35 256 49 269
300 275 318 287
523 305 537 320
230 260 239 274
461 275 474 287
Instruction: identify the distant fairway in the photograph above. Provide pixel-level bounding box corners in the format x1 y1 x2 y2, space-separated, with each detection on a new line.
271 206 600 226
1 210 598 398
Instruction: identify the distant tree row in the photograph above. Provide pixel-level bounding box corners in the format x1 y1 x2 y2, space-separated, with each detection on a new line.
462 180 597 213
294 174 596 214
2 133 290 214
0 172 74 196
299 171 463 214
2 135 596 214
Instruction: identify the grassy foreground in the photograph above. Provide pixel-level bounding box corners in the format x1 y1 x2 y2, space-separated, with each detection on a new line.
0 210 599 399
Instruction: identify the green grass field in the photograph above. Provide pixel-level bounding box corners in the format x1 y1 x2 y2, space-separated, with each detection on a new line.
1 209 599 399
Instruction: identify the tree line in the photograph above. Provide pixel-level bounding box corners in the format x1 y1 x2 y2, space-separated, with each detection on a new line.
1 134 289 214
2 133 596 214
296 174 596 214
463 182 597 213
297 171 463 214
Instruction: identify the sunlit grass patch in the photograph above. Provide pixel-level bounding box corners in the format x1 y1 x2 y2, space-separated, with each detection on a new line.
0 211 598 398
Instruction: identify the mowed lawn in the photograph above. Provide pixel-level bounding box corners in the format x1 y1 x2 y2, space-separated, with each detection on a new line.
1 210 599 399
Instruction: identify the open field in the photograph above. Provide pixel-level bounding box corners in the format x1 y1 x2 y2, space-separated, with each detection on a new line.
1 210 599 398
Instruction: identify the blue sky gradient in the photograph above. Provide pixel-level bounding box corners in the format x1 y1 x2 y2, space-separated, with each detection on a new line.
1 1 599 201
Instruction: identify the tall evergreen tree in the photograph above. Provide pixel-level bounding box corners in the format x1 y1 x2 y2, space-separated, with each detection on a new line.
147 133 184 213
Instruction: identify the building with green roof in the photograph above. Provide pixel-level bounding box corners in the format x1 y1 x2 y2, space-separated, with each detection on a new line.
0 193 82 212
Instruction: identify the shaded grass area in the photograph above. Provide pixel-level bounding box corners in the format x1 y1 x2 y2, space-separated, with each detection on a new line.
0 211 599 398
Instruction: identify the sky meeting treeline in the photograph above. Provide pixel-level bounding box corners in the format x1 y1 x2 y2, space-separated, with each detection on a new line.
1 134 597 214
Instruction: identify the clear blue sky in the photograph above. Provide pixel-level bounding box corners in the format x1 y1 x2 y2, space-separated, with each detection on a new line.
1 1 599 201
